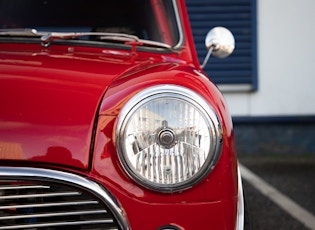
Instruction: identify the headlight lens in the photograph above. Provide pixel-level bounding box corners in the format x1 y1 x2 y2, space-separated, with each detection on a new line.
116 85 222 192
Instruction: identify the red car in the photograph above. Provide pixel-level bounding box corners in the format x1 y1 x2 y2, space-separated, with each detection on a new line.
0 0 246 229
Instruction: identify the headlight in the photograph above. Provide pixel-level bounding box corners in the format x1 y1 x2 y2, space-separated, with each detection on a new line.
116 85 222 192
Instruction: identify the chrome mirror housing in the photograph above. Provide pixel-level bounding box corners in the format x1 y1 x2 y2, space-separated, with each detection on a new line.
201 27 235 68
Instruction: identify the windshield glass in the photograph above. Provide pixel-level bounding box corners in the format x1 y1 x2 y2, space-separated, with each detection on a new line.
0 0 180 47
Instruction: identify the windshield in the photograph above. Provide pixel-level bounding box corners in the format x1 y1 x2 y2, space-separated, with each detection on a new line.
0 0 181 47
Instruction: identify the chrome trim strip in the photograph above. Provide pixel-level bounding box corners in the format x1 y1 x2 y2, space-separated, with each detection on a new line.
0 166 130 230
236 163 245 230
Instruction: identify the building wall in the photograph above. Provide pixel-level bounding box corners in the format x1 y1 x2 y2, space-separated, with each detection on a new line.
221 0 315 117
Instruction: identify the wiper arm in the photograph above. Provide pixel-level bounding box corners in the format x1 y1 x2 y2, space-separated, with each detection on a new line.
41 31 171 49
41 32 139 45
0 28 44 37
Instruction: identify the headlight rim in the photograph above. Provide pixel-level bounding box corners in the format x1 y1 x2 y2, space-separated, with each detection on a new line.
115 85 223 193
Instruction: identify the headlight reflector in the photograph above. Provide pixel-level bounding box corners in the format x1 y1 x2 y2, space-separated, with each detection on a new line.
116 85 222 192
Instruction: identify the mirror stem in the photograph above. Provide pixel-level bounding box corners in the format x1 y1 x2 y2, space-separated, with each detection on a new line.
201 46 214 69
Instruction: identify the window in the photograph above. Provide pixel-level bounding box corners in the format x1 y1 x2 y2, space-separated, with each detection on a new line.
0 0 180 47
186 0 257 91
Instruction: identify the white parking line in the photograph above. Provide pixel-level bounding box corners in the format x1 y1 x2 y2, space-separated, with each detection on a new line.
239 164 315 230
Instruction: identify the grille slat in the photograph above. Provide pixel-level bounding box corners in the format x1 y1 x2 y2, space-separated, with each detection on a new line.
0 200 99 210
0 219 117 230
0 177 123 229
0 191 81 200
0 185 50 190
0 210 107 220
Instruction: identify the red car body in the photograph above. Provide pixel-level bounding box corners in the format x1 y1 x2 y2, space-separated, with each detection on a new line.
0 0 243 229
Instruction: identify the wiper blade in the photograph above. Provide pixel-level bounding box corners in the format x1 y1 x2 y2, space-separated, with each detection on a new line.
41 32 172 49
100 34 172 49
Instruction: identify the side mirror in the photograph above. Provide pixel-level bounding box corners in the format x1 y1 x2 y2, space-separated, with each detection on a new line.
201 27 235 68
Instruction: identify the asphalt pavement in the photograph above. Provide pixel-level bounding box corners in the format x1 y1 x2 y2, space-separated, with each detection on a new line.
239 154 315 230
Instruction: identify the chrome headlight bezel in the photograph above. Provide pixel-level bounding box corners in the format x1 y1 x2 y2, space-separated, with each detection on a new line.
115 85 223 193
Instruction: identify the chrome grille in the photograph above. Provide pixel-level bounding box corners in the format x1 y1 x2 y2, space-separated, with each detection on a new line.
0 167 129 230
